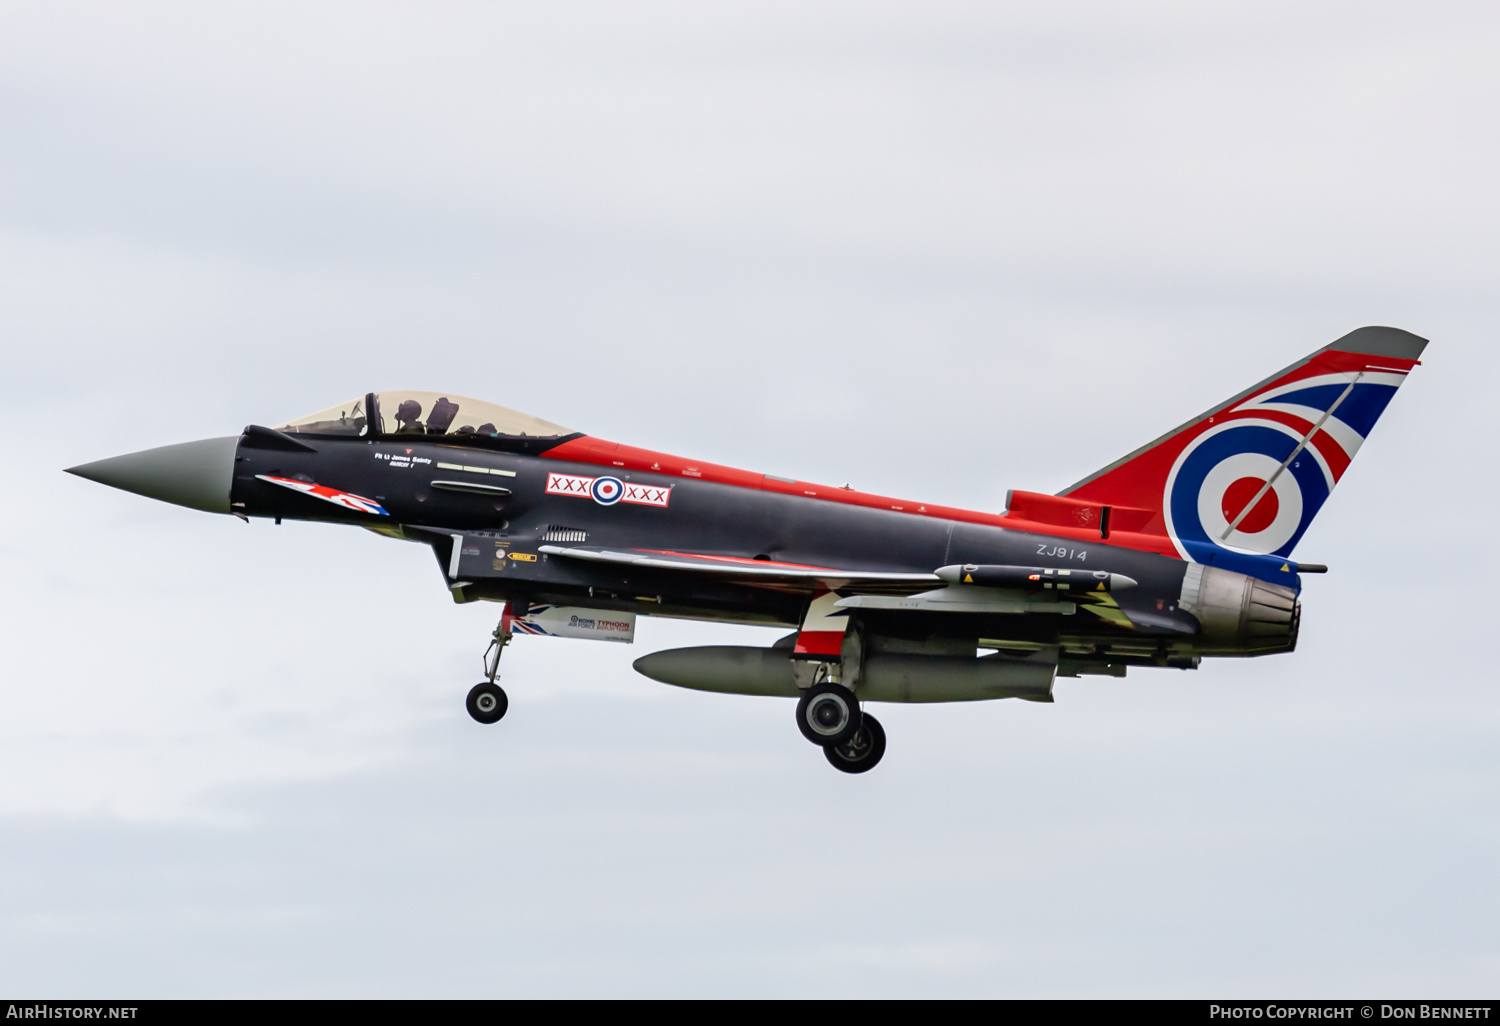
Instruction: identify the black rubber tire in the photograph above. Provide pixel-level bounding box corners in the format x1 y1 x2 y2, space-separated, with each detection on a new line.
824 712 886 774
796 682 861 747
466 682 508 724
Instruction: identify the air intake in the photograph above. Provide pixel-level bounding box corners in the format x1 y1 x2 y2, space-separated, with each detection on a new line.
541 526 588 543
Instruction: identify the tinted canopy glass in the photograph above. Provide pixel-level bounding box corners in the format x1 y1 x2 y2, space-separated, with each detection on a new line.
276 392 574 451
371 391 571 440
278 396 368 436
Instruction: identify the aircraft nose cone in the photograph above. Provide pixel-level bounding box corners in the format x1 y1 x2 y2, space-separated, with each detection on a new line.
66 436 238 514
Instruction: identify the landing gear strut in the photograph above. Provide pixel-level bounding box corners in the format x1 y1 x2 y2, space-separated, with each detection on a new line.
467 618 512 725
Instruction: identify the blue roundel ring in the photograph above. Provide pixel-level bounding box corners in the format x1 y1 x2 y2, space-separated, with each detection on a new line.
1166 421 1331 560
591 476 624 506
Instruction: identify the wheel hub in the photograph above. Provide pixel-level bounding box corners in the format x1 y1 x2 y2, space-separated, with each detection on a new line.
808 696 848 735
833 729 870 760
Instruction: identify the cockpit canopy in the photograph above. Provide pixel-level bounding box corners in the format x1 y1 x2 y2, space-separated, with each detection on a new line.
277 391 576 453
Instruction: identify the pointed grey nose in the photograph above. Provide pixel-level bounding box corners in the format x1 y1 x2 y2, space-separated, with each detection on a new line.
66 436 238 514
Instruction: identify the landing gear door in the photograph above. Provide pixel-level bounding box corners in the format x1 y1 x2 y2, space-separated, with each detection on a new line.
510 605 636 643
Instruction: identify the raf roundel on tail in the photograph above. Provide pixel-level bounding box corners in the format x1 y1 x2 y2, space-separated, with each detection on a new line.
1062 326 1426 579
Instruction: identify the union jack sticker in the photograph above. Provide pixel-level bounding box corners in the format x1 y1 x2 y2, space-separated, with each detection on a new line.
255 475 389 516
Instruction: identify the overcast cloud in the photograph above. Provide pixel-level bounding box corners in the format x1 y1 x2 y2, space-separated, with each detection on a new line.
0 1 1496 997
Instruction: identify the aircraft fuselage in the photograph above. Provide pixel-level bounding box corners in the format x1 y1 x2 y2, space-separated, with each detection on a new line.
232 432 1232 672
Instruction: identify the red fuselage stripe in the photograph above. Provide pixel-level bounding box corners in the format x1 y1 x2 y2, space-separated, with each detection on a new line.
546 436 1017 528
544 436 1182 557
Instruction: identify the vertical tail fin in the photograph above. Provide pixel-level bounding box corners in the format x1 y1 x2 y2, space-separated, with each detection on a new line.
1062 326 1427 577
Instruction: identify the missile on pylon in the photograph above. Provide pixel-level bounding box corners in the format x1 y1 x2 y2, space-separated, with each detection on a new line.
934 564 1137 592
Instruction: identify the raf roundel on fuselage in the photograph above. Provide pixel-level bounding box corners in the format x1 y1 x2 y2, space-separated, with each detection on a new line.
277 391 580 456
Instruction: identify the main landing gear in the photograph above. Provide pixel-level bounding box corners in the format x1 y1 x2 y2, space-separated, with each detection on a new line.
794 671 887 774
824 714 886 774
467 618 512 725
796 681 861 746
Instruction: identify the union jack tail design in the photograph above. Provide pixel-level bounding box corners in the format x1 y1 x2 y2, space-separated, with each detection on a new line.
1061 326 1427 579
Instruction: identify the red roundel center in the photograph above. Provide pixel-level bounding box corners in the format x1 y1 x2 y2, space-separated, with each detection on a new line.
1222 477 1279 533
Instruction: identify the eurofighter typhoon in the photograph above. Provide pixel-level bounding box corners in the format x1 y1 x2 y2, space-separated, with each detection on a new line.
67 327 1426 773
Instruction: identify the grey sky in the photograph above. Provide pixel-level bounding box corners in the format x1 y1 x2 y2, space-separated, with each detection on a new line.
1 1 1496 996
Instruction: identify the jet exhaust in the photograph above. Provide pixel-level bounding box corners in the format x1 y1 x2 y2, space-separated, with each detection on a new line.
1178 564 1299 655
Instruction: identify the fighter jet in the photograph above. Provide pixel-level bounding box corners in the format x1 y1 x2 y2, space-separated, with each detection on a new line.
67 326 1426 773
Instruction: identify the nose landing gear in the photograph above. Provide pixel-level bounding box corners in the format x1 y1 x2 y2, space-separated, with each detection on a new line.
467 617 512 725
466 681 508 724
